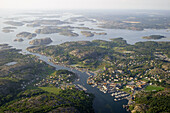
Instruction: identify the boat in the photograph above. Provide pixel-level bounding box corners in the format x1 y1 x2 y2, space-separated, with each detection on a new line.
77 84 87 91
111 93 115 96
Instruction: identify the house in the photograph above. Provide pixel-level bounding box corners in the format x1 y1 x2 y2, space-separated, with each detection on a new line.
126 85 135 90
103 85 108 91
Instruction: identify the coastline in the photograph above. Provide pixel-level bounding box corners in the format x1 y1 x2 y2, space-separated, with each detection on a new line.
34 52 131 112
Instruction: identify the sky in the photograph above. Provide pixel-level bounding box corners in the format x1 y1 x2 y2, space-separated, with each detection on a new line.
1 0 170 10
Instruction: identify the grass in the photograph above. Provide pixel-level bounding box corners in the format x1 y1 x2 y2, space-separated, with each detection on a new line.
144 85 164 91
113 47 125 53
121 87 132 94
39 87 61 95
0 77 19 82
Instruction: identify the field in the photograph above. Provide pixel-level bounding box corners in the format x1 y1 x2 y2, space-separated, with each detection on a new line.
144 85 164 91
39 87 61 95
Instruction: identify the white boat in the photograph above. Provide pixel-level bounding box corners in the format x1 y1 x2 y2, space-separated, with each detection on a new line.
111 93 115 96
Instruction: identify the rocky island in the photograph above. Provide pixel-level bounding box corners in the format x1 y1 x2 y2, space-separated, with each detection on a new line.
2 29 14 33
3 26 17 30
2 26 17 33
35 27 62 34
16 32 37 39
4 21 24 26
29 37 53 45
142 35 166 39
59 30 79 37
35 26 79 37
75 27 102 31
26 23 41 27
81 31 107 37
31 19 69 26
93 32 107 35
81 31 94 37
14 38 24 42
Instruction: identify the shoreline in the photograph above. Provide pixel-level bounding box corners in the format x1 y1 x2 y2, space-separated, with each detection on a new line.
32 52 131 112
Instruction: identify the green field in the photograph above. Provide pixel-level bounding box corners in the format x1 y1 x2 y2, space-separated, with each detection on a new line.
121 87 132 94
39 87 61 95
144 85 164 91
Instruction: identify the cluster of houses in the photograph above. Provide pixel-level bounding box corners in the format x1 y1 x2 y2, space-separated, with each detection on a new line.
87 66 148 101
34 72 87 92
34 73 74 88
126 80 147 90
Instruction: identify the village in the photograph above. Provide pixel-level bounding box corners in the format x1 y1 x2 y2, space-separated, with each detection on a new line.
34 69 88 92
86 66 154 102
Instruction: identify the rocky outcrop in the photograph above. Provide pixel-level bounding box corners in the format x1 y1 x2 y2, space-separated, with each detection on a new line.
2 26 17 33
35 27 62 34
29 37 52 45
14 38 24 42
2 29 14 33
16 32 37 39
69 49 97 59
142 35 166 39
26 23 41 27
93 32 107 35
81 31 94 37
59 30 79 37
80 31 107 37
3 27 17 30
4 21 24 26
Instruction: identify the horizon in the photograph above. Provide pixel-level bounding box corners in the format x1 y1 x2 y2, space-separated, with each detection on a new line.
1 0 170 10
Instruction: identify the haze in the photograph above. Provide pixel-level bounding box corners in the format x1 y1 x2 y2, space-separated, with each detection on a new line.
1 0 170 10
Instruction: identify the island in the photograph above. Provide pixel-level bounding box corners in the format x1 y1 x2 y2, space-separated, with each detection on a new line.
2 26 17 30
29 37 53 45
2 26 17 33
31 19 69 26
26 23 41 27
66 16 96 23
81 31 94 37
4 21 24 26
59 30 79 37
93 32 107 35
35 26 79 37
14 38 24 42
80 31 107 37
16 32 37 39
142 35 166 39
89 11 170 31
2 29 14 33
75 27 102 31
35 27 63 34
